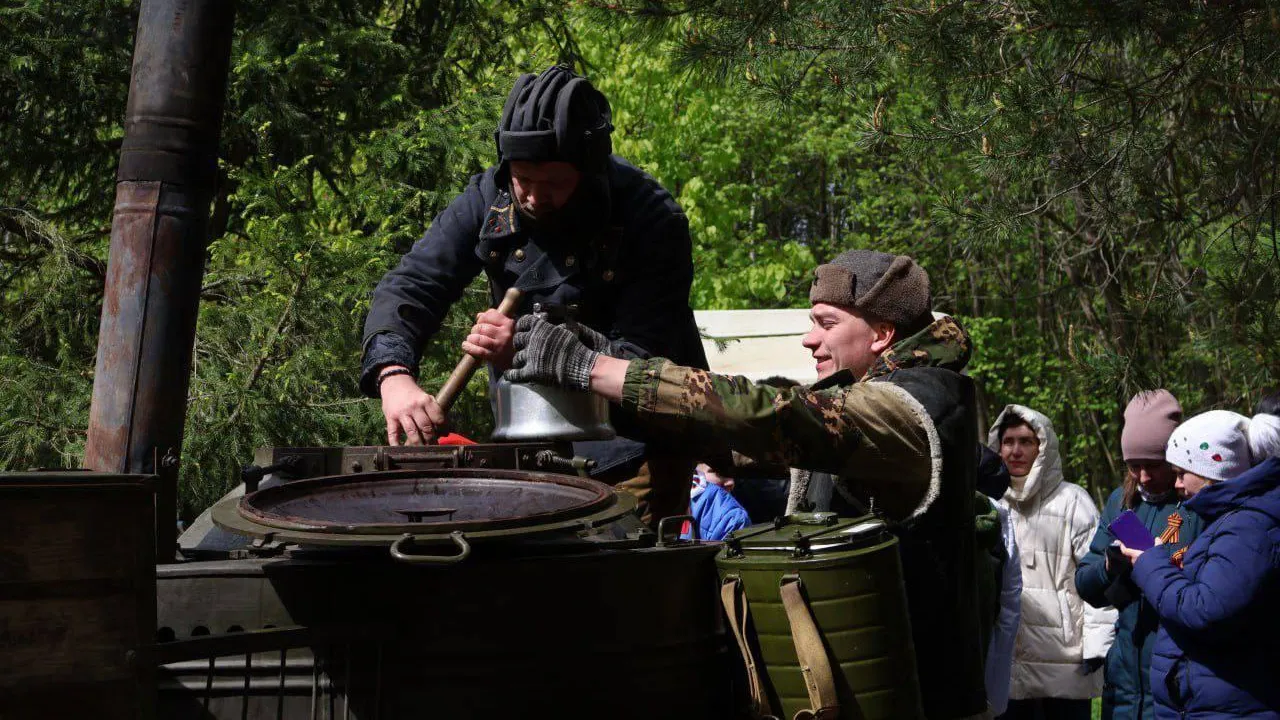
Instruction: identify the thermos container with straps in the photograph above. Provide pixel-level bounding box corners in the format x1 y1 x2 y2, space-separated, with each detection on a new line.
715 512 924 720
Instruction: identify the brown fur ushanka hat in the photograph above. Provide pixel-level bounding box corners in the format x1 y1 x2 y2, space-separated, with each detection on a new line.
810 250 932 333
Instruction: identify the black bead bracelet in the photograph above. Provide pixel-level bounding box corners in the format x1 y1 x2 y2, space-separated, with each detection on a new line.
377 367 415 386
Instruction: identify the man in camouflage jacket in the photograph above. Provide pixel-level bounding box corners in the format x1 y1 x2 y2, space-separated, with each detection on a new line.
507 249 990 720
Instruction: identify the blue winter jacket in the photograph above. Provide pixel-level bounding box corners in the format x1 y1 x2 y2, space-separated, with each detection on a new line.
689 480 751 541
1076 487 1203 720
1131 456 1280 720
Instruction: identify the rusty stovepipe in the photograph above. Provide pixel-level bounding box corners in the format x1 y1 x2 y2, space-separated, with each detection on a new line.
85 0 237 562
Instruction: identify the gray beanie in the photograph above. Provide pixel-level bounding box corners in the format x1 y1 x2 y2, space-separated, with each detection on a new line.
1121 390 1182 461
809 250 932 332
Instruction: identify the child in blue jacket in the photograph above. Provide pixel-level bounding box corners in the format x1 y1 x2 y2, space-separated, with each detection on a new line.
1120 410 1280 720
689 465 751 540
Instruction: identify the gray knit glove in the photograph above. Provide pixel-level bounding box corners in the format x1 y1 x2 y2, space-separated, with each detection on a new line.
568 322 618 357
506 314 599 391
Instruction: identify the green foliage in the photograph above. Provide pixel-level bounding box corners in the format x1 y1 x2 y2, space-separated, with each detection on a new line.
586 0 1280 495
4 0 1279 514
2 0 578 515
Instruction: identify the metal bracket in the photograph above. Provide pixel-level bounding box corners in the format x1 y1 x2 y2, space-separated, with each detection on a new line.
154 446 180 564
626 526 657 545
378 446 461 471
230 532 288 559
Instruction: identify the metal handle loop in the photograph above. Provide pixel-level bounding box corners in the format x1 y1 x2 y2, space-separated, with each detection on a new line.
389 531 472 565
656 514 699 546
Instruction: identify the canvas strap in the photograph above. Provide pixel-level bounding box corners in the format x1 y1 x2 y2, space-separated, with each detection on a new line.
720 576 776 719
779 576 840 720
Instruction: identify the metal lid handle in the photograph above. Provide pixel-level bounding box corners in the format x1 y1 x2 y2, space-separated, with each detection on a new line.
390 531 472 565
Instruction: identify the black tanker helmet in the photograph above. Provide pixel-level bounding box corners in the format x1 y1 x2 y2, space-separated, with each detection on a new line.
495 65 614 174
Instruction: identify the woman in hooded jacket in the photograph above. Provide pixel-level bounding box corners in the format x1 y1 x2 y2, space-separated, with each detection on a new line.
1075 391 1204 720
991 405 1117 720
1120 410 1280 720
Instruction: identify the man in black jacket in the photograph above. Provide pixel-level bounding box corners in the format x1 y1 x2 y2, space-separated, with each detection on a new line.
360 65 707 522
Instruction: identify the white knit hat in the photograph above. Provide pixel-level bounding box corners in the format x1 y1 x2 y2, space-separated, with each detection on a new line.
1249 412 1280 460
1165 410 1280 482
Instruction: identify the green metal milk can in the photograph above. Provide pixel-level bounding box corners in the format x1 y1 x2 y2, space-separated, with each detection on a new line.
716 512 923 720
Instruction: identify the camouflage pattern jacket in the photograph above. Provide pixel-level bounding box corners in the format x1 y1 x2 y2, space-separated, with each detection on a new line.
619 315 972 521
619 315 990 719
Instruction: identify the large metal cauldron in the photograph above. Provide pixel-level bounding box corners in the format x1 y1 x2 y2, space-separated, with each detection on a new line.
158 468 730 719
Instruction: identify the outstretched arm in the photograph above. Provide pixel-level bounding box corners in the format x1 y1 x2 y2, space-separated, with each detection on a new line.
511 316 936 520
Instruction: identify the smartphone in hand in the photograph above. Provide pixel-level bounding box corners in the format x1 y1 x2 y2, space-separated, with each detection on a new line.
1108 509 1156 550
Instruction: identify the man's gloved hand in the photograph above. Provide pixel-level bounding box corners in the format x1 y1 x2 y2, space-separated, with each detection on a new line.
1081 657 1105 675
567 322 618 357
505 314 599 391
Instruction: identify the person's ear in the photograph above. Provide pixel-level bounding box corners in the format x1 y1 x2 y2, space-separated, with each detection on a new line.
869 321 897 355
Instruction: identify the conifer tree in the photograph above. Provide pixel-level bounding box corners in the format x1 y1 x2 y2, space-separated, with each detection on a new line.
593 1 1280 494
1 0 579 513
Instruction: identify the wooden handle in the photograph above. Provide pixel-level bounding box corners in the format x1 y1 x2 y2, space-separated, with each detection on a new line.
435 287 523 414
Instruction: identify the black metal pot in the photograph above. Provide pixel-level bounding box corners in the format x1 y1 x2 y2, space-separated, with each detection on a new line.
162 467 732 719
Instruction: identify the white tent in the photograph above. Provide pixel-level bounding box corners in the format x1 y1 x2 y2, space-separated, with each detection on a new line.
693 309 816 385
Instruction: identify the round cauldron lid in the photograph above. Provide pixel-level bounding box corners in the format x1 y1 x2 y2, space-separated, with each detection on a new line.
212 468 636 547
720 512 890 557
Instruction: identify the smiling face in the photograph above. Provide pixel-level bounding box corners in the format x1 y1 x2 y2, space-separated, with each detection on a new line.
999 422 1040 477
509 161 581 218
800 303 896 380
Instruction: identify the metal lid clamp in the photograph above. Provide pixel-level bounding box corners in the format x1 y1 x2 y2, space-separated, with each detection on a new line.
724 537 744 558
791 533 813 559
240 454 305 493
534 449 596 477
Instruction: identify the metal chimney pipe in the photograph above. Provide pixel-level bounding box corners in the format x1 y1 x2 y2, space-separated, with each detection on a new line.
85 0 237 562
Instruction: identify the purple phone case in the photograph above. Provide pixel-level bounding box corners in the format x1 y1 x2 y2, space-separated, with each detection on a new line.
1108 510 1156 550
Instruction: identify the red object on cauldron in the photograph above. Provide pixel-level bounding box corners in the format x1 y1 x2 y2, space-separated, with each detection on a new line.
437 433 477 446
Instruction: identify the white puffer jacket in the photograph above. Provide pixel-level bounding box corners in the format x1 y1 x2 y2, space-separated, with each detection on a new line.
989 405 1117 701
